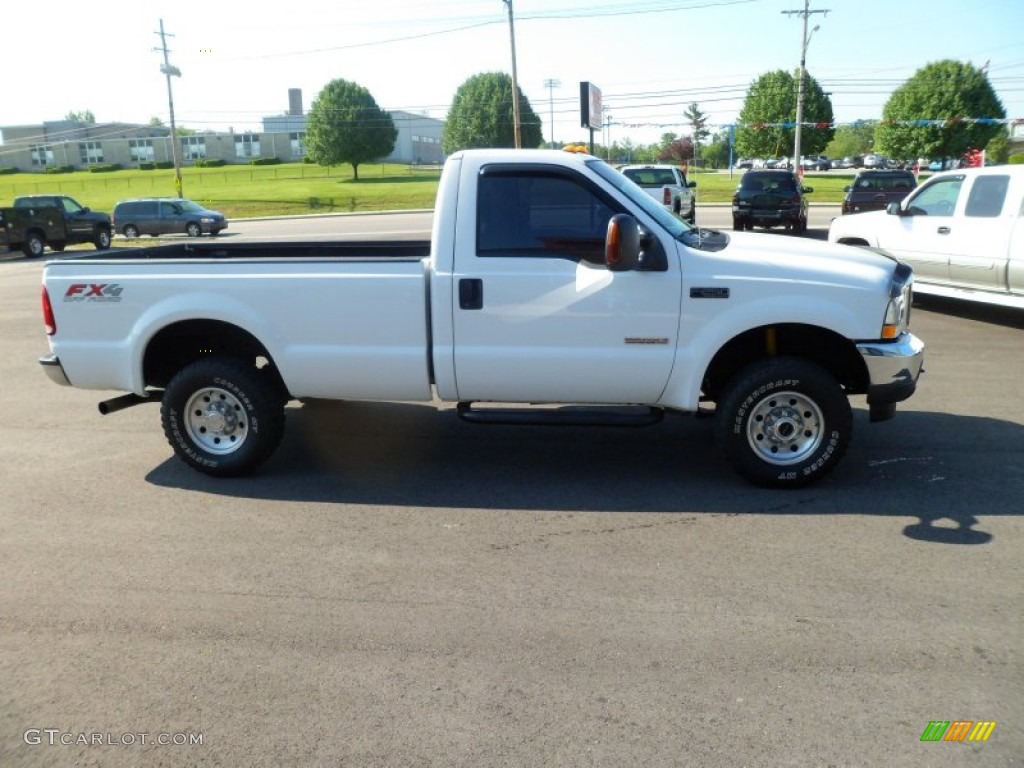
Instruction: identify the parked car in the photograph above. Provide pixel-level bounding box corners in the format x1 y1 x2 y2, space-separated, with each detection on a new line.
800 156 831 171
765 157 792 170
829 165 1024 309
112 198 228 238
731 169 813 233
3 195 112 256
841 169 917 215
734 158 754 170
863 154 887 169
840 156 864 169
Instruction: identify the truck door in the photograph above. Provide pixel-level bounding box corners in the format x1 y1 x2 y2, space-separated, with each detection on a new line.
882 174 966 284
945 174 1014 291
451 165 681 404
60 197 94 240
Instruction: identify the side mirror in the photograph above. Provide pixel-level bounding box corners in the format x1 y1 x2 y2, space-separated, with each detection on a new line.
843 185 852 193
801 186 814 194
81 207 90 214
886 201 903 216
687 181 697 188
606 214 642 272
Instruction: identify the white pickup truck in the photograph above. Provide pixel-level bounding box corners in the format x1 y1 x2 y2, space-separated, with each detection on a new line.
39 149 924 488
829 165 1024 310
619 164 697 223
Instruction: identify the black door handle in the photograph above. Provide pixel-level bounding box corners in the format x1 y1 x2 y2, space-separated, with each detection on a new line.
937 227 951 235
459 278 483 310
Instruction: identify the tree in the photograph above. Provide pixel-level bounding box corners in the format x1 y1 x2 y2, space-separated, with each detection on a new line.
701 130 733 169
306 78 397 180
824 121 877 159
658 136 694 164
65 110 95 124
735 69 834 159
875 60 1005 165
442 72 542 153
683 103 709 165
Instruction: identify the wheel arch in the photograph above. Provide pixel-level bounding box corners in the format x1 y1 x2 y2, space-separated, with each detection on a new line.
142 318 288 396
700 323 869 403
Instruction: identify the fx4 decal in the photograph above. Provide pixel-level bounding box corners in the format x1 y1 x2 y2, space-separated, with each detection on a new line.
64 284 124 303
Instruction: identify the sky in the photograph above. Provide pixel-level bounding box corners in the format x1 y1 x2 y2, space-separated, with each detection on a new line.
1 0 1022 149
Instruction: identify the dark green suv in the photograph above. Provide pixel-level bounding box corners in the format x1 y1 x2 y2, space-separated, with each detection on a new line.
731 170 813 234
841 170 917 215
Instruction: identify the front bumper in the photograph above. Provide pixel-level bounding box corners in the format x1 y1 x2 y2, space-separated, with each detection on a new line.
856 332 925 421
39 354 71 387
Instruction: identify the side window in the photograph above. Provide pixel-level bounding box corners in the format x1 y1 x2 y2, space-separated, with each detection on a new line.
160 202 179 216
61 198 84 215
964 176 1009 218
907 177 963 216
477 171 618 264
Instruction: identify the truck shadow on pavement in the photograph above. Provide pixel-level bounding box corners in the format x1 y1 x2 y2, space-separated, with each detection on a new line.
146 399 1022 545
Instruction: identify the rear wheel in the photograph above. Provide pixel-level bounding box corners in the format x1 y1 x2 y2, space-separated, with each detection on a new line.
123 224 140 239
22 232 45 258
715 357 852 488
732 216 744 231
161 357 286 477
186 222 202 237
50 241 66 252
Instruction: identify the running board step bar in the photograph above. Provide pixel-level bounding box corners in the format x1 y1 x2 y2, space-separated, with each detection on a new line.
456 402 664 427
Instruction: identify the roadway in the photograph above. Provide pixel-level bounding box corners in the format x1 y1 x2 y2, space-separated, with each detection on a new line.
1 214 1021 766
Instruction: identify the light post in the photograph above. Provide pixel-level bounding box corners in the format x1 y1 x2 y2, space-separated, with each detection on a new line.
544 78 561 146
783 1 828 171
502 0 522 149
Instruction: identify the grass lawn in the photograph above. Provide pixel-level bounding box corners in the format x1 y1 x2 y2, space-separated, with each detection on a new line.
0 160 867 222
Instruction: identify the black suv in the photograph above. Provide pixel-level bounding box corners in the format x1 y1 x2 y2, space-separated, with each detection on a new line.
731 170 813 233
841 170 917 215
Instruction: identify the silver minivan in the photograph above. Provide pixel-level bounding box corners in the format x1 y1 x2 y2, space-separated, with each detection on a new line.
113 198 228 238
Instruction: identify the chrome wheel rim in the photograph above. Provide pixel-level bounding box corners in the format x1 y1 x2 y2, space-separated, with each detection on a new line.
184 386 248 454
746 390 824 465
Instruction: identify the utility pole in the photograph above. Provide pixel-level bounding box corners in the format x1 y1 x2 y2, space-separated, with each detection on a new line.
543 78 561 147
782 1 828 172
502 0 522 149
155 19 184 197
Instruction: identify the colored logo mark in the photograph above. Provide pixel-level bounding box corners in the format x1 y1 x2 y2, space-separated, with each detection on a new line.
920 721 997 742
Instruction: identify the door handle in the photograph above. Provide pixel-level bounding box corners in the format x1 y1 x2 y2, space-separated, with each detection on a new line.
459 278 483 310
937 226 951 235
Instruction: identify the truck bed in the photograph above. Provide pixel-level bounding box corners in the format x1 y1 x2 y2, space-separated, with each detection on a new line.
51 240 433 262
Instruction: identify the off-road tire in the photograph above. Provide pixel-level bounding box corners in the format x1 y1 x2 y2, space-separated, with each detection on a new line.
94 227 112 250
715 357 852 488
22 232 45 258
161 357 286 477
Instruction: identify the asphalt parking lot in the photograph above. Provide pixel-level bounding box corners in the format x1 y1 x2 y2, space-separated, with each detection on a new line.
1 232 1022 767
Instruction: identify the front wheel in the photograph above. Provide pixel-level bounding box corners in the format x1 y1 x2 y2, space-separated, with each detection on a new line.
161 358 286 477
186 222 202 237
715 357 852 488
94 227 112 250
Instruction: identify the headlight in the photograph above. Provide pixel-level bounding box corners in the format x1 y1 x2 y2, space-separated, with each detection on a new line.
882 264 913 339
200 217 213 223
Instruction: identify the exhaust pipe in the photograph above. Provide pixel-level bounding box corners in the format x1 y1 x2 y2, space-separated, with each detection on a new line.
98 391 162 415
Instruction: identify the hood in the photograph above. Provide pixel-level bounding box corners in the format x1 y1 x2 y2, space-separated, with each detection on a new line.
827 209 889 243
699 230 897 290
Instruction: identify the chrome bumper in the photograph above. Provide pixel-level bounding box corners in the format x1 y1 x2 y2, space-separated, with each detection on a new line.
39 354 71 387
856 332 925 421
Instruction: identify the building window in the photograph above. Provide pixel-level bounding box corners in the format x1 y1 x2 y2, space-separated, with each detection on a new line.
235 134 260 158
181 136 207 160
289 132 305 157
129 139 155 163
79 142 104 165
30 145 54 167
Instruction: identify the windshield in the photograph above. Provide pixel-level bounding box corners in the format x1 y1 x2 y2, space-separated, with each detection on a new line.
177 200 206 212
586 159 691 239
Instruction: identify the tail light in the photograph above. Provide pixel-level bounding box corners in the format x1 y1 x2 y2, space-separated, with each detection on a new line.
663 188 672 206
42 286 56 336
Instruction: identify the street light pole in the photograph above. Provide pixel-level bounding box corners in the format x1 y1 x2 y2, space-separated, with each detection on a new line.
502 0 522 149
544 78 561 147
783 1 828 171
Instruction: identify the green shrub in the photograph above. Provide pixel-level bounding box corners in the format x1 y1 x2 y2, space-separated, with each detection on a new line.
1009 153 1024 165
138 162 156 170
0 166 17 175
155 160 175 169
194 158 226 168
302 156 315 164
88 163 122 173
250 157 281 166
43 165 75 174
